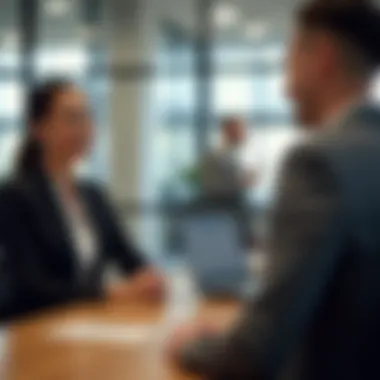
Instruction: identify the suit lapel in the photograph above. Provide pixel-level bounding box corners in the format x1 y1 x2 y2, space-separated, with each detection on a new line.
21 170 78 272
75 184 107 283
342 103 380 132
77 185 104 255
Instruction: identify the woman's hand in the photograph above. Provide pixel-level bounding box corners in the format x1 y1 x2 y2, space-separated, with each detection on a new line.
107 268 166 303
130 268 166 301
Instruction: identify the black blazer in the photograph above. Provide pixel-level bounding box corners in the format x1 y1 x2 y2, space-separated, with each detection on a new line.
0 169 146 319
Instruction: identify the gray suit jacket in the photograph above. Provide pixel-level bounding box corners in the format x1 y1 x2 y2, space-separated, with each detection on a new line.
181 104 380 380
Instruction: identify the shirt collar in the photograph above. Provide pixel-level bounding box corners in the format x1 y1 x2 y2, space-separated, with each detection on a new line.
323 97 367 131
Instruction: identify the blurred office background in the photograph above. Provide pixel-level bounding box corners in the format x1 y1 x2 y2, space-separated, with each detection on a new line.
1 0 378 261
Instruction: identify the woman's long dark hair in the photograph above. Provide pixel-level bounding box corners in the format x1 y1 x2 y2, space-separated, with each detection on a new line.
17 79 73 178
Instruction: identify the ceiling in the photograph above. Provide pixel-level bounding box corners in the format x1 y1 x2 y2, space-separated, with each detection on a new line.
0 0 17 31
5 0 371 50
211 0 302 43
0 0 89 48
236 0 300 22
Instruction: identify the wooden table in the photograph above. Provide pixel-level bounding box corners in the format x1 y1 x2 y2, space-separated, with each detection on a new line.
5 299 239 380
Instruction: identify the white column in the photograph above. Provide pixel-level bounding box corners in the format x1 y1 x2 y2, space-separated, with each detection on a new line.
106 0 147 204
105 0 197 256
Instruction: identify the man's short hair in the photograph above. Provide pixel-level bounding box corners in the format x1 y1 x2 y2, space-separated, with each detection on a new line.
297 0 380 77
221 117 241 128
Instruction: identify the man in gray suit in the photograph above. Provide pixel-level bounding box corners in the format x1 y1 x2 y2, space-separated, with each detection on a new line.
169 1 380 380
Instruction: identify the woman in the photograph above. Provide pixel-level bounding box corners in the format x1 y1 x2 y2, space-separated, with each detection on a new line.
0 79 164 318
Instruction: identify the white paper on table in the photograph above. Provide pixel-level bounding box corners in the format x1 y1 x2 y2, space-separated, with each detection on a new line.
0 328 9 379
50 322 157 345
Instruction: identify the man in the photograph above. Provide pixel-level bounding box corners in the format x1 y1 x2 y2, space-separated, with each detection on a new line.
200 117 255 203
169 1 380 379
199 117 256 246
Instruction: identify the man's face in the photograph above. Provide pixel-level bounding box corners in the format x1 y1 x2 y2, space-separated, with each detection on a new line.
286 27 333 127
225 121 246 146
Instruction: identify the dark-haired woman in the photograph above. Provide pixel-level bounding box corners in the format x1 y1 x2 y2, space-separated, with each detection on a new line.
0 80 165 318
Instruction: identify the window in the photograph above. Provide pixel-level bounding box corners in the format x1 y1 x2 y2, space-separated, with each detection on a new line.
211 41 294 205
0 82 24 120
0 48 20 71
0 130 21 178
147 27 197 203
212 74 254 114
34 46 89 79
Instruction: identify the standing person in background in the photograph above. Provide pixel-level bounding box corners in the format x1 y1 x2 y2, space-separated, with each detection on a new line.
200 117 257 246
169 1 380 380
200 117 256 204
0 79 165 319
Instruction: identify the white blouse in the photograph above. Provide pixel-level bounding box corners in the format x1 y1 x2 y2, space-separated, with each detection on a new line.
54 184 98 272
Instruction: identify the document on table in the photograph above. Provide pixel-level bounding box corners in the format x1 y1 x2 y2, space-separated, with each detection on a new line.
0 328 9 379
50 322 157 345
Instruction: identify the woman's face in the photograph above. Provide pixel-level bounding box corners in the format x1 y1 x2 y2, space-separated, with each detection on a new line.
35 86 94 164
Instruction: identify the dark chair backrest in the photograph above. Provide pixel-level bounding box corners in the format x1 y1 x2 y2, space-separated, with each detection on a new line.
182 210 250 296
0 187 14 321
